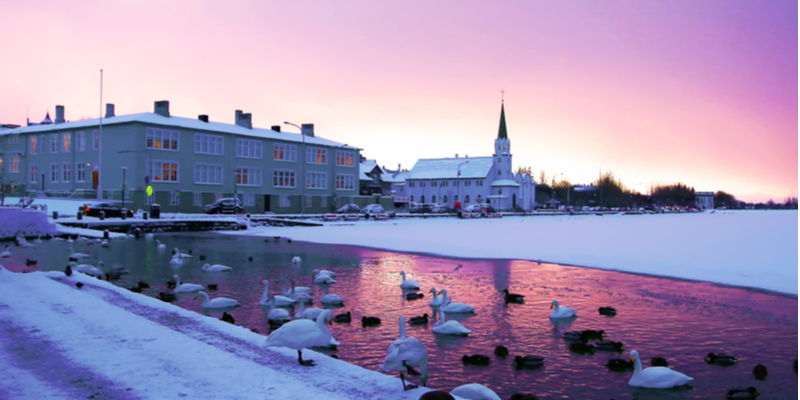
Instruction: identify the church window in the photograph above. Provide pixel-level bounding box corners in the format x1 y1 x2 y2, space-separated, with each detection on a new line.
454 195 458 202
498 158 501 163
498 170 501 176
432 181 437 187
421 195 425 203
421 182 426 187
409 182 415 187
410 195 414 202
443 195 448 204
465 195 470 203
432 195 436 203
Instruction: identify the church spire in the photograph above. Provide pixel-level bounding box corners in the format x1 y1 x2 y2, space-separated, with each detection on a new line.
497 103 508 140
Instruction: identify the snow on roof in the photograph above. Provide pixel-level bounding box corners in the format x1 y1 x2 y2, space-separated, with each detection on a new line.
408 157 492 180
384 170 409 184
0 112 358 150
491 179 521 187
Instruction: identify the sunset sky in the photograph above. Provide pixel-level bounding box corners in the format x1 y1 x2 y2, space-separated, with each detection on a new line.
1 1 796 203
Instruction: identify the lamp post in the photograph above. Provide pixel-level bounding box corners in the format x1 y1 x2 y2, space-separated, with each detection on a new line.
283 121 306 215
456 160 469 209
121 167 127 211
118 150 151 208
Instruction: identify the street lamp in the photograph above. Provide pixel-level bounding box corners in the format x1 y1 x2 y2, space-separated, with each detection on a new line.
456 160 469 209
120 167 127 211
118 150 151 208
284 121 305 215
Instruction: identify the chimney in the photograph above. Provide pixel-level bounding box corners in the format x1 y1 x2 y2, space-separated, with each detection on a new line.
198 115 209 123
301 123 314 137
105 103 115 118
455 154 458 158
271 125 281 132
154 100 170 117
234 110 252 128
55 105 65 124
235 110 242 123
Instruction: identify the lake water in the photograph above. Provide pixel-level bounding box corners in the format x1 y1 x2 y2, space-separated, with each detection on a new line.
3 233 797 399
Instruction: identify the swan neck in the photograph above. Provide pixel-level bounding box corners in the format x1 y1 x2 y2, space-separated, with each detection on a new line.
633 355 642 374
401 271 406 281
260 284 269 303
316 311 329 328
200 292 210 306
399 316 407 338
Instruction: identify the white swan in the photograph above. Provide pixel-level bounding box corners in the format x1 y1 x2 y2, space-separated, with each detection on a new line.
312 268 336 277
33 236 43 243
194 291 240 309
380 316 428 390
549 299 577 319
202 263 232 272
433 310 471 336
429 287 444 306
77 236 88 241
66 236 74 243
1 245 10 258
439 289 476 313
313 271 336 284
100 239 110 247
172 275 204 293
399 271 420 290
320 286 344 306
169 255 184 266
68 247 89 260
450 383 501 400
156 240 166 250
629 350 693 388
292 256 302 264
280 279 311 295
294 301 325 320
265 295 291 322
173 248 192 259
145 233 154 239
70 261 103 277
16 237 35 248
264 309 333 366
259 280 296 307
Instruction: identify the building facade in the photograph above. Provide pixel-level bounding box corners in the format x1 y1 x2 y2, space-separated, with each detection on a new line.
0 101 360 214
695 191 714 210
405 103 535 211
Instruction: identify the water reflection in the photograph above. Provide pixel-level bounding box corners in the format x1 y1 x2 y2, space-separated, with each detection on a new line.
3 234 797 399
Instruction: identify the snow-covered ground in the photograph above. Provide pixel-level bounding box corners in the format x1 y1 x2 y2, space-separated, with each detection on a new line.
225 211 798 295
0 207 57 240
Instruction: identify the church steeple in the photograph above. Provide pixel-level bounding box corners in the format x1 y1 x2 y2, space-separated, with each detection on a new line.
497 103 508 139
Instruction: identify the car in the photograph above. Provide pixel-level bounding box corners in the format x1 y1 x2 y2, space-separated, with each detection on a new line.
435 204 456 213
362 204 396 218
408 202 422 213
336 203 361 214
463 203 496 216
80 202 134 218
203 198 244 214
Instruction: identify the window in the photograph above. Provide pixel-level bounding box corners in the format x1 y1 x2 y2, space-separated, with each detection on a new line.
306 172 327 189
50 134 59 153
62 133 71 152
193 163 222 185
431 181 437 187
320 196 327 208
410 195 414 202
193 193 202 206
477 180 484 186
432 195 436 203
243 193 255 207
170 192 179 206
236 138 262 159
10 157 19 173
304 196 312 208
420 195 425 203
30 136 38 154
409 182 415 187
9 135 18 144
39 135 45 154
336 150 354 166
273 170 296 188
93 130 99 150
454 195 458 202
0 158 2 173
149 161 179 182
498 170 501 176
146 127 179 151
273 143 296 161
62 163 71 182
442 181 448 187
465 195 470 203
420 182 426 187
335 174 355 190
235 167 262 186
399 186 404 193
307 148 327 164
30 165 37 183
443 195 448 204
279 195 290 207
76 163 86 182
76 131 85 151
465 180 472 186
50 164 59 183
194 133 223 155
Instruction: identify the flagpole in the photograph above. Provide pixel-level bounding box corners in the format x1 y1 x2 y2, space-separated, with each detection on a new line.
96 69 103 199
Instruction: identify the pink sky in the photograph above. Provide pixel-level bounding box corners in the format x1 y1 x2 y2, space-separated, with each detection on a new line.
1 1 796 203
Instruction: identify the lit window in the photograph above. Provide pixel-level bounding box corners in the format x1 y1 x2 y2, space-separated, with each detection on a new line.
30 164 38 183
307 148 327 164
30 137 38 154
273 143 297 162
335 174 355 190
306 172 327 189
335 150 354 166
235 167 262 187
10 157 20 173
62 133 71 152
273 170 296 188
149 161 179 182
146 128 180 151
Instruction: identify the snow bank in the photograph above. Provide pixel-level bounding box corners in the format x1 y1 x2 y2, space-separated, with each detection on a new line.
0 268 459 400
224 211 798 295
0 207 57 240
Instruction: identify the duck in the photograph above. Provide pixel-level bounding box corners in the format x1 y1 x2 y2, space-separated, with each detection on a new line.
429 287 445 306
598 306 617 316
561 331 589 342
172 275 204 293
156 292 177 302
399 270 420 290
265 295 291 323
432 311 471 336
68 247 89 261
606 358 635 370
494 346 509 357
291 256 302 264
752 363 768 380
461 354 491 366
379 316 428 391
449 384 501 400
419 391 456 400
220 312 235 324
726 387 760 399
503 288 525 304
259 281 296 307
129 286 143 293
549 299 577 319
594 340 624 352
508 394 539 400
263 309 333 366
333 311 352 323
406 292 425 300
313 271 336 284
25 258 37 267
294 301 325 320
173 248 192 258
362 316 382 327
194 291 240 309
513 355 545 369
169 255 184 266
280 279 312 295
628 350 693 388
166 280 177 289
651 357 669 367
581 329 605 339
156 240 166 250
201 263 233 272
64 265 73 277
319 286 344 306
199 255 207 261
439 289 476 313
206 283 218 291
137 281 150 289
569 342 595 354
706 352 738 366
408 314 429 325
75 282 84 288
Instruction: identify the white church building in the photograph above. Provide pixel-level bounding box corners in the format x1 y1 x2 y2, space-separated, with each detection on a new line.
404 103 535 211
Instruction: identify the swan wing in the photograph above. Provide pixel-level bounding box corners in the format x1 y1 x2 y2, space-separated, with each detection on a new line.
450 383 502 400
631 367 693 388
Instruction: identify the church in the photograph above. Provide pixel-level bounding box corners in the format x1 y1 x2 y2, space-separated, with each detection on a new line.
403 103 535 211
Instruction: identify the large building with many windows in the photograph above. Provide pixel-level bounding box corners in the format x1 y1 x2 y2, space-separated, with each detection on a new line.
0 101 361 214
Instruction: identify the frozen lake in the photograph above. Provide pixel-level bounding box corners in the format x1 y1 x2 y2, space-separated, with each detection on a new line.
3 234 797 399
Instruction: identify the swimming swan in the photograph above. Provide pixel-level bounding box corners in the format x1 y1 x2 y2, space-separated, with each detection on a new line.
429 287 444 306
265 295 291 323
320 286 344 305
280 279 311 295
156 240 166 250
172 275 204 293
173 248 192 259
259 280 296 306
194 291 240 309
399 271 420 290
439 289 476 313
628 350 693 388
294 301 325 320
450 383 501 400
432 310 471 336
202 263 233 272
549 299 577 319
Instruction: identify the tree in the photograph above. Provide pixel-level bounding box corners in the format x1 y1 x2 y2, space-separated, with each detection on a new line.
515 165 532 176
714 191 737 209
650 183 695 207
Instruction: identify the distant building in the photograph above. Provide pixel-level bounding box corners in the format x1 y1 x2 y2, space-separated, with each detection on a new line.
695 191 714 210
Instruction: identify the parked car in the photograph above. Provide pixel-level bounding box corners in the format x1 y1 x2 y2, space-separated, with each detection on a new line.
336 203 361 214
410 202 436 214
203 198 243 214
463 203 497 216
80 202 134 218
435 204 456 213
362 204 396 218
408 202 422 213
